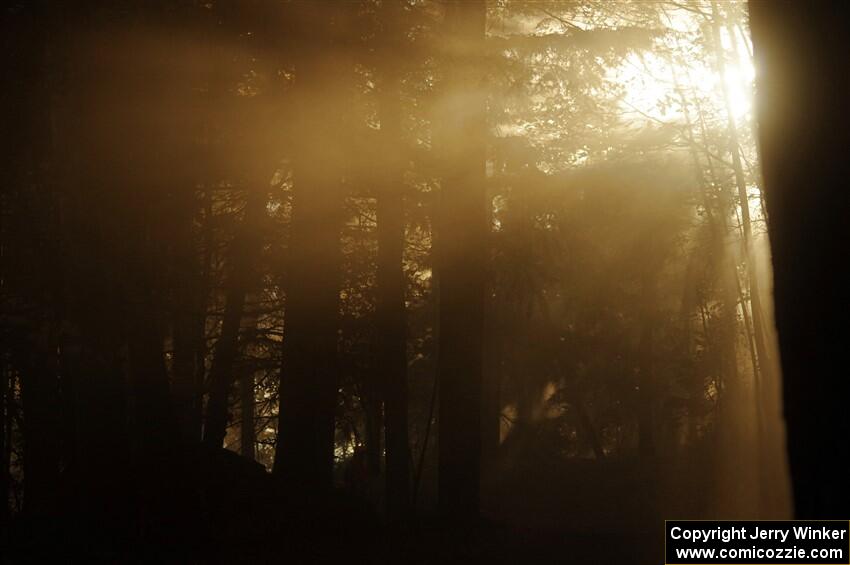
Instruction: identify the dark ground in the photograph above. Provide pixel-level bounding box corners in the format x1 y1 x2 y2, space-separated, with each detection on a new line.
4 446 714 564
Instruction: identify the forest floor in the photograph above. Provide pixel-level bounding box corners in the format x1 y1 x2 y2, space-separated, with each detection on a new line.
4 448 712 564
384 454 710 564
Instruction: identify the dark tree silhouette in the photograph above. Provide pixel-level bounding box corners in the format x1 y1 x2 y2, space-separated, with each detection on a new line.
376 0 413 524
750 0 850 518
273 4 348 494
436 0 488 525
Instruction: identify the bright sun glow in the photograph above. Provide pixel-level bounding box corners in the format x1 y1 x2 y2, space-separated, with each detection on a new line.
723 62 755 119
612 17 755 127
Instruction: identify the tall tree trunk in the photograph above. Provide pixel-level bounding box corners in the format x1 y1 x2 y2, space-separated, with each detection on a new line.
203 182 266 449
172 312 203 444
172 191 204 446
436 0 487 525
127 302 173 456
377 1 411 521
274 8 346 493
377 185 410 520
275 163 342 493
750 0 850 518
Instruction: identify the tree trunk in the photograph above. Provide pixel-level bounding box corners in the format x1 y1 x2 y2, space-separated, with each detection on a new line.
436 0 487 525
203 182 266 449
377 185 410 521
750 0 850 518
377 3 412 521
274 9 346 493
172 194 204 446
127 304 173 456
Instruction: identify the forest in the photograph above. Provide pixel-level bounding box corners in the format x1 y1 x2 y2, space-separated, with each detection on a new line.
1 1 848 563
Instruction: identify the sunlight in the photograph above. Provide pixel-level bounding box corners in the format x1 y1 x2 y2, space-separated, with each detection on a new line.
723 62 754 120
612 10 755 126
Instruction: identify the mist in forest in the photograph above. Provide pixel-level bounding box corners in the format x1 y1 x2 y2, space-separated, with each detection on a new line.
1 1 798 563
